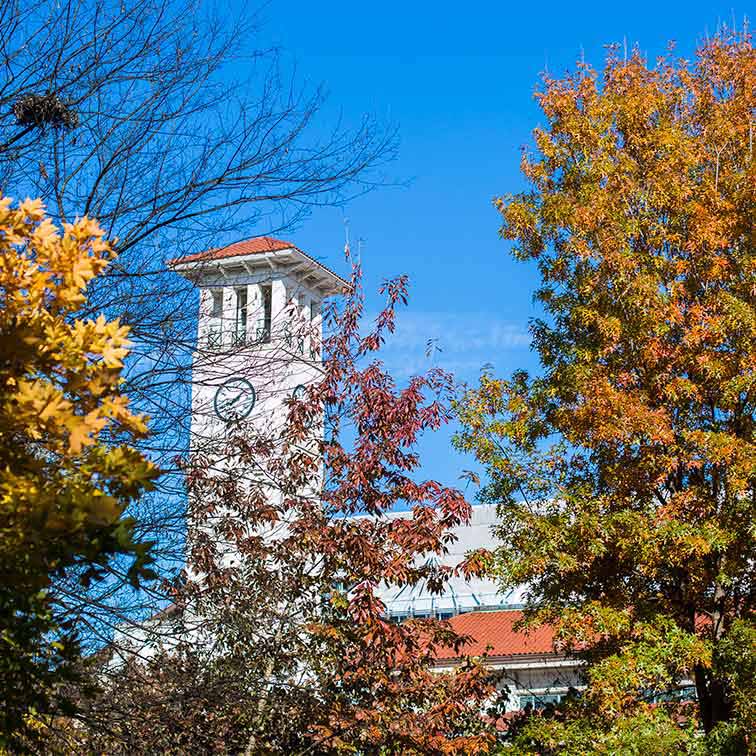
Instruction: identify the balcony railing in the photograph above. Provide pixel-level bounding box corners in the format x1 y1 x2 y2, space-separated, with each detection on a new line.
216 325 270 347
283 325 304 355
207 324 311 351
207 328 222 350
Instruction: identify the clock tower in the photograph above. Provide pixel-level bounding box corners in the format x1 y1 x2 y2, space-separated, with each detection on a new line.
170 236 347 459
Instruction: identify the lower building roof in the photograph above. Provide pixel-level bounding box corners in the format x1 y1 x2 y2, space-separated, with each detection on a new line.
435 609 558 662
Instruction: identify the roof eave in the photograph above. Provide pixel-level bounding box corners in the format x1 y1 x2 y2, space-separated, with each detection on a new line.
433 651 575 666
169 247 350 295
168 247 296 272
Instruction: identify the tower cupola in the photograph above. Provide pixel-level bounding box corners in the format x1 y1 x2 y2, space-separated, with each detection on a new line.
170 236 346 443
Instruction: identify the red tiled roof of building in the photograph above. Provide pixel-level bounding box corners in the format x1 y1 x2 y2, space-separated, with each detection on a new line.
169 236 294 265
436 610 556 661
169 235 350 289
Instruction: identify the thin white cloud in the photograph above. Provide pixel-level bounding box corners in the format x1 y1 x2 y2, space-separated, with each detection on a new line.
368 310 531 381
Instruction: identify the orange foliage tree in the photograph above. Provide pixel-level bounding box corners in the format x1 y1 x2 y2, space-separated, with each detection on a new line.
456 29 754 752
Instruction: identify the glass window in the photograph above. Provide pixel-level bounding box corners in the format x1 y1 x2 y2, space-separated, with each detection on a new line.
650 686 697 703
519 693 563 710
211 290 223 318
235 288 247 343
259 284 272 343
208 290 223 349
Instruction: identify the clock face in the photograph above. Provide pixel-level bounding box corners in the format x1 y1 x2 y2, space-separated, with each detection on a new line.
292 384 307 401
214 377 256 422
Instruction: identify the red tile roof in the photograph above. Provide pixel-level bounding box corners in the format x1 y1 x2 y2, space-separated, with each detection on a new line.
169 236 350 289
169 236 294 265
436 610 556 661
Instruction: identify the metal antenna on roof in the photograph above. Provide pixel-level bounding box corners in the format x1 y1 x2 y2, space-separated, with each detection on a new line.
357 237 366 267
343 216 351 259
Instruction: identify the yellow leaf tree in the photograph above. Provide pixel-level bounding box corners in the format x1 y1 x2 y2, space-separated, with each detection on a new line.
0 195 158 744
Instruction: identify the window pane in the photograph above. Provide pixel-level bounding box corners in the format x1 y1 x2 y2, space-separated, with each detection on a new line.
236 288 247 341
211 290 222 318
260 284 272 343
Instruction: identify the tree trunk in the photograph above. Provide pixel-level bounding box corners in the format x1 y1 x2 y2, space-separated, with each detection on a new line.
695 665 734 733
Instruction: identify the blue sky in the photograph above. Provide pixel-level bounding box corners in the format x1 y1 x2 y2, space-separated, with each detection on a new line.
230 0 748 490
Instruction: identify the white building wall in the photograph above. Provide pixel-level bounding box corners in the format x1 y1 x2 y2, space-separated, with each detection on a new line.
375 504 527 618
434 656 584 712
180 255 332 580
189 269 324 454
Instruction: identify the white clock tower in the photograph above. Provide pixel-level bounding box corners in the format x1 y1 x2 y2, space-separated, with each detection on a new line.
170 236 347 455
